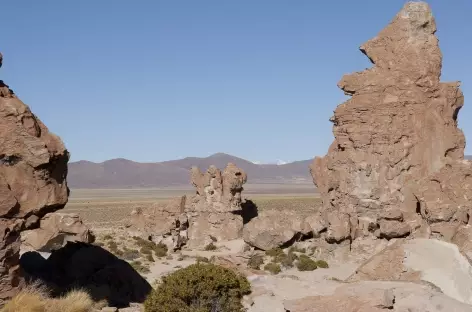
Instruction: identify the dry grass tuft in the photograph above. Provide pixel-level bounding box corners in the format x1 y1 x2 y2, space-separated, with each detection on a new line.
1 285 97 312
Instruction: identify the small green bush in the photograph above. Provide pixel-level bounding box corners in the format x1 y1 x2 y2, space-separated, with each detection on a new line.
280 252 298 268
316 260 329 268
296 255 317 271
264 262 281 275
131 260 150 274
144 263 251 312
265 247 284 258
247 254 264 270
133 236 168 257
204 242 217 251
107 240 118 251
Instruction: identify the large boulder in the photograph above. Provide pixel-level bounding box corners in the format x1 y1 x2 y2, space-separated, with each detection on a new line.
349 239 472 305
186 163 247 247
0 53 69 303
284 281 472 312
21 213 93 253
310 2 469 244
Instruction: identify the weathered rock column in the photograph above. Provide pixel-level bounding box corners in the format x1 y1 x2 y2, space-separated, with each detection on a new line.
186 163 247 248
0 52 70 303
311 2 467 243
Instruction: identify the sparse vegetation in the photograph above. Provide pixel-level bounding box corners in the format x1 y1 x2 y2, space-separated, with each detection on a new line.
131 260 150 274
103 234 113 240
121 247 140 261
133 236 168 257
281 252 298 268
146 253 155 262
144 263 251 312
204 242 218 251
316 260 329 268
1 284 97 312
247 254 264 270
296 255 317 271
264 262 281 275
265 247 284 258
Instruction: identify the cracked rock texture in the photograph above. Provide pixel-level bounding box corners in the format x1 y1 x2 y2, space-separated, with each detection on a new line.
311 2 470 243
186 163 247 248
0 52 69 303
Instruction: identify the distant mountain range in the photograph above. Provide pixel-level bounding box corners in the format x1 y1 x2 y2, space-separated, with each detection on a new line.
68 153 472 189
67 153 313 189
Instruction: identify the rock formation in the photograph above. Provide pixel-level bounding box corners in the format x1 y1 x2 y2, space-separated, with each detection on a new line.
284 281 472 312
126 196 188 250
349 239 472 305
21 212 93 253
243 210 324 250
311 2 470 243
186 163 247 247
0 53 69 303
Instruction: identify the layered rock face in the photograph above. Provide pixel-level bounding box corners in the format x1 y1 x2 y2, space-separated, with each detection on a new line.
0 53 69 302
311 2 469 243
186 163 247 247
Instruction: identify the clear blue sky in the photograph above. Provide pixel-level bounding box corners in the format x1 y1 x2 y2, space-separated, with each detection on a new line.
1 1 471 163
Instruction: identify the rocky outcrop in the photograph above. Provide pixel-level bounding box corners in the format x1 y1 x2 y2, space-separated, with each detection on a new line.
126 196 188 250
0 53 69 303
284 281 472 312
21 213 93 253
349 239 472 305
243 211 324 250
311 2 469 244
186 163 247 247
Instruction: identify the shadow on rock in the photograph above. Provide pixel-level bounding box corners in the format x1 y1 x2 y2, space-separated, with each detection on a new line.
241 199 258 224
20 242 152 308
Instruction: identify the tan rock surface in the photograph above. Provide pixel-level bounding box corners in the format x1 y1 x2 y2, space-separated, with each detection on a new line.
311 1 469 243
284 281 472 312
186 163 247 247
349 239 472 305
21 212 93 252
0 53 69 303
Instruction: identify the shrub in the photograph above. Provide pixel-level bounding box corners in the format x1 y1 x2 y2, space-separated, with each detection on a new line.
144 263 251 312
133 236 168 257
280 252 298 268
107 240 118 251
247 254 264 270
265 247 284 258
296 255 317 271
121 248 140 261
204 242 217 251
316 260 329 268
103 234 113 240
264 262 281 275
2 284 96 312
131 260 150 274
